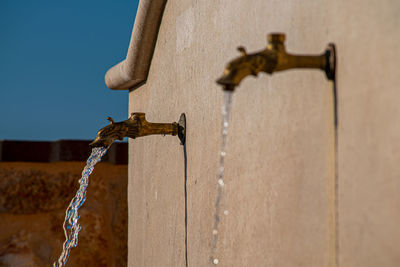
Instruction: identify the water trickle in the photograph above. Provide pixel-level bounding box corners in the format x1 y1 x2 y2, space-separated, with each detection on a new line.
211 90 233 264
53 147 107 267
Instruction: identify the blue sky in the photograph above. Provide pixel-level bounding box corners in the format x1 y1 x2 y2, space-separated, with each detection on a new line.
0 0 139 140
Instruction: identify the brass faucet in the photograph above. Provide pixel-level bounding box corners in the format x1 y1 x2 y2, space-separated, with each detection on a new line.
90 113 186 148
216 33 336 91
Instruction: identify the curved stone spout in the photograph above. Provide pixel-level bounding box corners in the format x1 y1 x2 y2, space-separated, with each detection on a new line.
216 33 336 91
90 113 186 148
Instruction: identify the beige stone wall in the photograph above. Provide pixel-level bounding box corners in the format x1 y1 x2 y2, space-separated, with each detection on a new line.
128 0 400 266
0 162 127 266
334 1 400 266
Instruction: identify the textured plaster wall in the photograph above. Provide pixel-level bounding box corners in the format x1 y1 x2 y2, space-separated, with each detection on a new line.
334 1 400 266
127 0 400 266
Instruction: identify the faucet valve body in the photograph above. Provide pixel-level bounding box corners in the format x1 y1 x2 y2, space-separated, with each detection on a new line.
90 113 186 148
217 33 336 90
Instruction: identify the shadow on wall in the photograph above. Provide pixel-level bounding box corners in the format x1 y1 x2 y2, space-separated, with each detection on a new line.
0 140 128 267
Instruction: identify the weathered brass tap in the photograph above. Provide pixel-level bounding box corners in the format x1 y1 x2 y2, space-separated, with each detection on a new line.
90 113 186 148
217 33 336 90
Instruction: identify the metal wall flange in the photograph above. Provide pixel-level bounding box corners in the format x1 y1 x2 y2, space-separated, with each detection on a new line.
178 113 186 146
325 43 336 81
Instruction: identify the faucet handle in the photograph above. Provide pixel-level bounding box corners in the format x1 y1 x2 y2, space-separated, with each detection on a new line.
107 117 115 124
237 46 247 56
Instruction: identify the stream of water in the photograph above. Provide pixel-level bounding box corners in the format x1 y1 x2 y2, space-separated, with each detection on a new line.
211 90 233 265
53 147 107 267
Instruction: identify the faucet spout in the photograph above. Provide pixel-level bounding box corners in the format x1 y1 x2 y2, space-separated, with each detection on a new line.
90 113 186 148
216 33 336 91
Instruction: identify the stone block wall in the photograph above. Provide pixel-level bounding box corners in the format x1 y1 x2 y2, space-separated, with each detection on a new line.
125 0 400 266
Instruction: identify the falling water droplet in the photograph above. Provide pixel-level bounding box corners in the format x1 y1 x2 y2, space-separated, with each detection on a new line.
211 91 233 261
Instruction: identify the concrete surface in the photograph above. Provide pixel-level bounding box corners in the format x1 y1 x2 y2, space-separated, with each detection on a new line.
124 0 400 266
333 1 400 266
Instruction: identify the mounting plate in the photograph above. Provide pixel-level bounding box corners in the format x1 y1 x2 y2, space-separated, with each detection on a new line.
325 43 336 81
178 113 186 146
